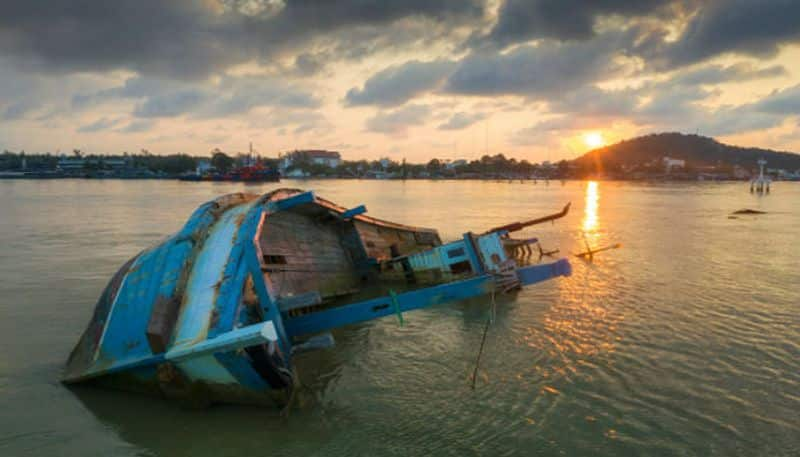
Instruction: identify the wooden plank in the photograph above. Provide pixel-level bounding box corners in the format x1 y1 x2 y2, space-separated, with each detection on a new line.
340 205 366 219
276 291 322 312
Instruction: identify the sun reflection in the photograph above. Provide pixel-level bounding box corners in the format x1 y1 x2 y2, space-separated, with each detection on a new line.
582 181 599 233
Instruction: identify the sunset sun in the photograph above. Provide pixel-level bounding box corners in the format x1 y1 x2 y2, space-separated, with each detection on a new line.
584 132 606 149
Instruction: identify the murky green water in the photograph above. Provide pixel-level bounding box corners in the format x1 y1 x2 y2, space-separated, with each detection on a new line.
0 179 798 456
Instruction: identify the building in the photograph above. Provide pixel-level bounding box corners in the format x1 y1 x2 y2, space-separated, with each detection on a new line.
57 157 86 171
196 160 214 175
733 165 750 179
445 159 468 170
279 150 341 171
662 156 685 172
58 156 131 171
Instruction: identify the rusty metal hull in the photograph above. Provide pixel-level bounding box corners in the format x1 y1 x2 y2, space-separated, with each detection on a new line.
64 189 571 407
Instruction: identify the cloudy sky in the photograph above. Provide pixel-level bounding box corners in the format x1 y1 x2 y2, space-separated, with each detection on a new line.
1 0 799 162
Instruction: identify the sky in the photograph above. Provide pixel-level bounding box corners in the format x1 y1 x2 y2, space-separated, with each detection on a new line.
1 0 799 163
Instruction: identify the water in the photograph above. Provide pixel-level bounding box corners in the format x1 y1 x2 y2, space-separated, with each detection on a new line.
0 179 798 456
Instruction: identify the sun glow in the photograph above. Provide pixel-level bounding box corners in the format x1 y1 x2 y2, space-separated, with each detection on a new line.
583 132 605 149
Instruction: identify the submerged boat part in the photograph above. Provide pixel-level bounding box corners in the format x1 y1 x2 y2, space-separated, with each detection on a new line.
64 189 572 407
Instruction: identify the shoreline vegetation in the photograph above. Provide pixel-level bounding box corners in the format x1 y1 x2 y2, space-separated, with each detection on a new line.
2 132 800 182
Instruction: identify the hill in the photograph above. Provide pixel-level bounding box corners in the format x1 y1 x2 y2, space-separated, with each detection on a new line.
574 132 800 172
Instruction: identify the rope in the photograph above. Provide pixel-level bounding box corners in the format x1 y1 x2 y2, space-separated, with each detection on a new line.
470 288 496 390
389 289 404 326
280 366 301 419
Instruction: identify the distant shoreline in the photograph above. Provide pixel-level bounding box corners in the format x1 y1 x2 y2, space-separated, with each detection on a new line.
1 175 790 183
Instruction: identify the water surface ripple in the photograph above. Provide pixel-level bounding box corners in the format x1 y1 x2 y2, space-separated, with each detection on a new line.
0 179 798 456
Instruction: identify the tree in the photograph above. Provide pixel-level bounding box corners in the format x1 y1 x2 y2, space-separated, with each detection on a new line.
211 151 234 172
426 158 442 173
557 160 569 176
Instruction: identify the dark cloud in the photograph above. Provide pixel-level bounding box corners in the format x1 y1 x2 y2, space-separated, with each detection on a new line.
548 86 639 118
753 84 800 115
270 0 483 34
477 0 672 48
365 104 431 135
293 52 328 76
665 0 800 67
669 63 787 86
345 60 455 106
72 77 183 109
71 75 321 119
0 1 246 79
77 117 123 133
697 108 783 136
1 101 38 120
0 59 106 120
569 81 797 137
0 0 483 79
133 90 208 118
445 31 632 97
531 61 793 137
200 76 322 117
3 0 799 148
638 84 714 123
615 64 794 131
438 111 487 130
118 120 156 133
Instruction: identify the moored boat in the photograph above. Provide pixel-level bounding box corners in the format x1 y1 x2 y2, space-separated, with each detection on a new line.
179 164 280 182
63 189 571 407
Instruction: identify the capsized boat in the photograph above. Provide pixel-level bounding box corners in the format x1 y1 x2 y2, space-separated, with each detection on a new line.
64 189 572 407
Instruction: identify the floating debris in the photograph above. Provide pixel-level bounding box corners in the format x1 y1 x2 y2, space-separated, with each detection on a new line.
732 209 767 215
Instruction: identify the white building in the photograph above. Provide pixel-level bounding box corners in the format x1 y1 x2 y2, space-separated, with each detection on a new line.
662 157 685 172
279 150 341 171
57 156 131 171
446 159 468 170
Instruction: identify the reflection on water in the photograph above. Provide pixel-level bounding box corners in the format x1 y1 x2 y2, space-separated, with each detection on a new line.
582 180 599 233
529 179 621 391
1 179 799 456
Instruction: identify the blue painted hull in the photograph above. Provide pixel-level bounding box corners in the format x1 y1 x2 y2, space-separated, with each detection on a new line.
64 189 571 407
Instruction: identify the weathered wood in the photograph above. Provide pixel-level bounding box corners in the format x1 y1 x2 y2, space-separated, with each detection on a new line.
276 291 322 312
340 205 367 219
482 202 571 235
258 209 359 298
146 296 181 354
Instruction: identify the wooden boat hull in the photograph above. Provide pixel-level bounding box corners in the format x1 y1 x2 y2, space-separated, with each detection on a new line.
64 189 571 407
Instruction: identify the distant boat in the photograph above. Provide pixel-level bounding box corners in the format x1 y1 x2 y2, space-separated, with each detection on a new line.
179 164 280 182
63 189 571 407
